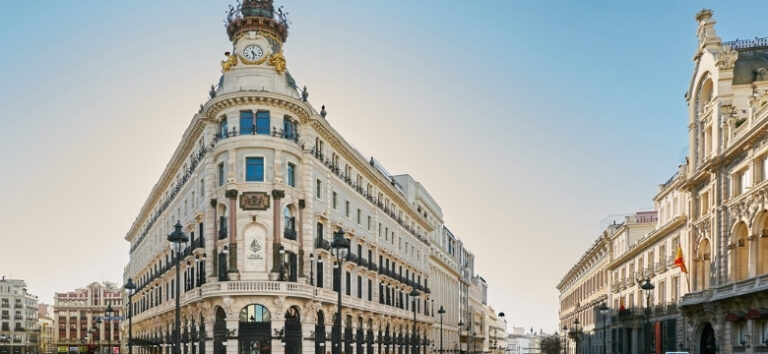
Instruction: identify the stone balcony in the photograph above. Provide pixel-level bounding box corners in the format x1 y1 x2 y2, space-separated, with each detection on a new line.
132 280 433 324
680 273 768 307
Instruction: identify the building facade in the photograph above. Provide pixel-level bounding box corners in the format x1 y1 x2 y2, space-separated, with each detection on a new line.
53 282 123 354
123 3 503 354
557 8 768 354
38 305 54 354
679 9 768 354
0 278 39 354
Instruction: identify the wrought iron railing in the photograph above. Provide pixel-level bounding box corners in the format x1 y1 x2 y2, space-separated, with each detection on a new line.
308 146 427 244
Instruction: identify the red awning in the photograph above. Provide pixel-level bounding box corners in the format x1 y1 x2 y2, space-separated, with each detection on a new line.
725 311 746 322
745 308 768 320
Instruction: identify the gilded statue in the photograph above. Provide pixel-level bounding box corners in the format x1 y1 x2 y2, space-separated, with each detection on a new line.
268 50 286 74
221 51 238 72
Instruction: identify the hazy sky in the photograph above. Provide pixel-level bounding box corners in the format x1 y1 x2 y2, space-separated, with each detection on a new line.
1 0 767 334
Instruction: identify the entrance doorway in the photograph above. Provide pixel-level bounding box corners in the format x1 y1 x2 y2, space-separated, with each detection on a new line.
284 307 302 354
239 304 272 354
700 323 716 354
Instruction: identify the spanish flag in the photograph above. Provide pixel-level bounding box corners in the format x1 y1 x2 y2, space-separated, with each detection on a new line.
674 244 688 273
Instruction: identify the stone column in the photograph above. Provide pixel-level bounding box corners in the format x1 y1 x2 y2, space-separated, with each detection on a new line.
209 199 218 282
272 190 285 276
226 190 239 280
204 315 215 354
299 199 306 278
271 318 286 354
225 318 238 354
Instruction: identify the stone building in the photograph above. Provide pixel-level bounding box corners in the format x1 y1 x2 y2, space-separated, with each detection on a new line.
557 8 768 354
679 9 768 354
53 282 123 354
37 305 53 354
122 2 503 354
0 278 39 354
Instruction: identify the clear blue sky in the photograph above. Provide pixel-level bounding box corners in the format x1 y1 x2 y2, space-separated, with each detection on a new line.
1 0 767 334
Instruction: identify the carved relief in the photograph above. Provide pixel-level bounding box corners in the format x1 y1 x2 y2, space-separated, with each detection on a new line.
715 46 738 70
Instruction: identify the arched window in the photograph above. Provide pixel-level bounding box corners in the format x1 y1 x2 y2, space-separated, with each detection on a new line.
696 77 714 114
758 212 768 275
283 116 297 140
695 238 711 291
240 304 271 323
732 223 749 281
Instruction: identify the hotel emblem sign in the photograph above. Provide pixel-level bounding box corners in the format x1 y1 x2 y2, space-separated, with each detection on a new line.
241 192 270 210
245 227 267 271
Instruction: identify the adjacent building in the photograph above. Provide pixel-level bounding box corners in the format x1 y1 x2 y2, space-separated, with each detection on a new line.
557 8 768 354
53 282 123 354
122 2 505 354
37 305 53 354
0 277 39 354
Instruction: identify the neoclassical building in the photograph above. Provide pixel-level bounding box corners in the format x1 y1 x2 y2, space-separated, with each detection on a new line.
679 9 768 353
557 8 768 354
123 2 500 354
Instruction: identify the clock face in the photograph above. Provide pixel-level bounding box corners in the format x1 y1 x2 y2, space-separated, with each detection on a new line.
242 45 264 62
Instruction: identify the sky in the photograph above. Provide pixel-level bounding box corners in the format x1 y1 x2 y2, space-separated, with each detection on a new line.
1 0 767 334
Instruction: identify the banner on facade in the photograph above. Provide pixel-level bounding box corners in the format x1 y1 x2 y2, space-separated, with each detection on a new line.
57 346 68 353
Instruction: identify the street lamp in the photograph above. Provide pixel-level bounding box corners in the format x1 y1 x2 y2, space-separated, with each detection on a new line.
437 306 445 354
124 278 136 354
457 322 464 354
94 318 102 354
278 246 286 281
309 253 315 286
168 221 189 354
597 303 608 354
568 319 581 354
105 304 114 354
640 277 655 354
410 289 420 354
561 325 567 354
331 228 349 354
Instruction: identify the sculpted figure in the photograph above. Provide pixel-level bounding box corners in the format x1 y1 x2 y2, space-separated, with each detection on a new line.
268 50 287 74
221 51 238 72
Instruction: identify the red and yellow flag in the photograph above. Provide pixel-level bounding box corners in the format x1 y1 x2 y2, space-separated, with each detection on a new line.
674 244 688 273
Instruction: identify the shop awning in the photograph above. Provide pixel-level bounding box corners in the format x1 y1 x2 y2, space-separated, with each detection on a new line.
725 311 746 322
746 308 768 320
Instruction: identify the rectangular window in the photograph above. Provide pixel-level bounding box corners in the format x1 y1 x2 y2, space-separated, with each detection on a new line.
287 163 296 187
218 163 225 186
332 192 337 209
317 222 324 240
245 157 264 182
368 279 372 301
345 271 351 296
316 179 322 198
256 111 270 134
345 201 350 217
357 276 362 298
741 169 751 194
240 111 254 135
317 259 324 288
357 209 361 224
367 216 372 230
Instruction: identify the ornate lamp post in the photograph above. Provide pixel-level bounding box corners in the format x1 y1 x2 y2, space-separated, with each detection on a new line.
106 304 114 354
94 318 102 354
124 279 136 354
457 322 464 354
640 278 655 354
331 228 349 354
567 319 581 354
597 303 608 354
410 289 420 354
561 325 567 354
168 221 189 354
309 253 315 286
437 306 445 354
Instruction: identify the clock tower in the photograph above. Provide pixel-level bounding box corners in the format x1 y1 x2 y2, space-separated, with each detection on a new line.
217 0 298 99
